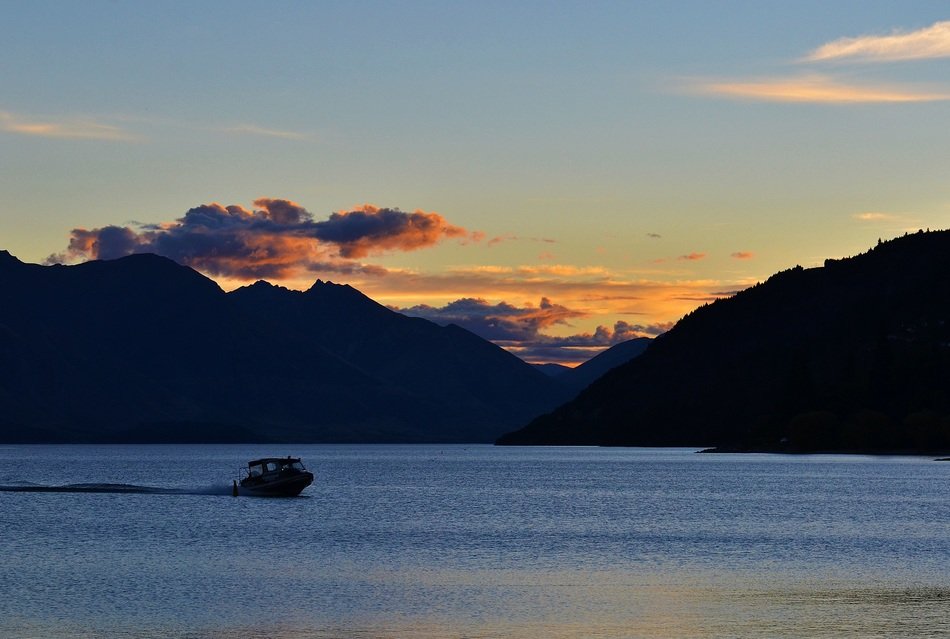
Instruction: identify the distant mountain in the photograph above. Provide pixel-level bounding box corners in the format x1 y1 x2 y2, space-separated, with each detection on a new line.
561 338 652 393
534 363 572 378
532 338 652 395
0 251 567 443
499 231 950 454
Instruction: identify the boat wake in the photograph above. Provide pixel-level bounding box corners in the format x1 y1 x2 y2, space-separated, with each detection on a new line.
0 482 234 496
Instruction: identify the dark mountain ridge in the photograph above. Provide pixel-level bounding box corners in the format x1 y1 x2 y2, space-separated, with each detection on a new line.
0 251 567 443
499 231 950 453
561 338 652 393
533 338 652 395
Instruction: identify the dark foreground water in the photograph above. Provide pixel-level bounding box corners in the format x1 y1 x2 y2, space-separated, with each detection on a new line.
0 445 947 638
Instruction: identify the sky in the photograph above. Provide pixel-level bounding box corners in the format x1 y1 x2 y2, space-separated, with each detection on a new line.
3 1 950 364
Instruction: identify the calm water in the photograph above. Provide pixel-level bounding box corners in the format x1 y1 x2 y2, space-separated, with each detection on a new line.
0 445 947 638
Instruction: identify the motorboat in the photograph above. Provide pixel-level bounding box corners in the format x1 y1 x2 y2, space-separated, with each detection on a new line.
234 456 313 497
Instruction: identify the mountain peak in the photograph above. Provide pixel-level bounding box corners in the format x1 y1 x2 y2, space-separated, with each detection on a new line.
0 250 23 268
306 279 348 293
246 279 294 294
304 278 376 305
228 279 300 304
72 253 225 298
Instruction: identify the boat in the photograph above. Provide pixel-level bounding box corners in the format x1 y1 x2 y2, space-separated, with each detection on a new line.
234 456 314 497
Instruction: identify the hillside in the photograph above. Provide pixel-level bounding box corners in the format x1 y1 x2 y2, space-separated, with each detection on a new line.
498 231 950 453
0 251 567 443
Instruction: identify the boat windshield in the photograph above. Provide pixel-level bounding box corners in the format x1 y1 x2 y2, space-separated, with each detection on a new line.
248 459 305 476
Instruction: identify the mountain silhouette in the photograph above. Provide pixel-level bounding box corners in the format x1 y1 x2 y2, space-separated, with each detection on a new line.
498 231 950 453
534 338 652 395
0 251 567 443
562 338 652 393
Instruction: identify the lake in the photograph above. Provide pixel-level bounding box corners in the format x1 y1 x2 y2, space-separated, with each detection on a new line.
0 445 947 638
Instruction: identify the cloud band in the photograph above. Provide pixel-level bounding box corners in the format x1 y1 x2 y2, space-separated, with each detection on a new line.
49 199 479 279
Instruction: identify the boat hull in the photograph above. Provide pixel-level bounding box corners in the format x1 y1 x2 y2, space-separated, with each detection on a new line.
238 471 313 497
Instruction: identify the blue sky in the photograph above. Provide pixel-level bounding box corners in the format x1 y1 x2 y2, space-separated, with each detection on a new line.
3 1 949 363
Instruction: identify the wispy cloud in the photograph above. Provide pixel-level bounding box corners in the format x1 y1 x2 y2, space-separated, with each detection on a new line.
805 20 950 63
685 20 950 105
1 109 315 142
853 211 900 221
678 252 706 261
730 251 755 260
689 74 950 103
220 124 310 140
851 212 922 232
0 111 138 141
514 264 612 277
486 234 556 247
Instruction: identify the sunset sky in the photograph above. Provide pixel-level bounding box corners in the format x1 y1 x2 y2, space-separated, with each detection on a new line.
3 1 950 364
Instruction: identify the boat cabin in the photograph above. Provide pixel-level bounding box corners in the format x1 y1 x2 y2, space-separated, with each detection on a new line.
247 457 306 478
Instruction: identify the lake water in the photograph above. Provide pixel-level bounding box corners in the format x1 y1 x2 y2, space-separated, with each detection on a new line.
0 445 947 638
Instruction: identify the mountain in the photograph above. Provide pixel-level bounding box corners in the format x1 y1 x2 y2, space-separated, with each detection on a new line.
560 338 652 394
534 363 572 378
0 251 567 443
227 279 567 441
533 338 652 395
498 231 950 453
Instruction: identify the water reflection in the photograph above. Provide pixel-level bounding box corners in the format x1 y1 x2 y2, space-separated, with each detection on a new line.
12 582 946 639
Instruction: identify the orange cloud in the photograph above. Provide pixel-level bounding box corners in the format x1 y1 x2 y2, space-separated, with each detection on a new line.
678 252 706 261
188 234 330 280
730 251 755 260
324 204 472 258
689 74 950 103
49 199 478 280
516 264 611 277
0 110 138 141
805 20 950 62
853 212 899 221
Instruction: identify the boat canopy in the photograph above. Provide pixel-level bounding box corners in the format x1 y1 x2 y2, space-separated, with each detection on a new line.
248 457 302 467
246 457 305 477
